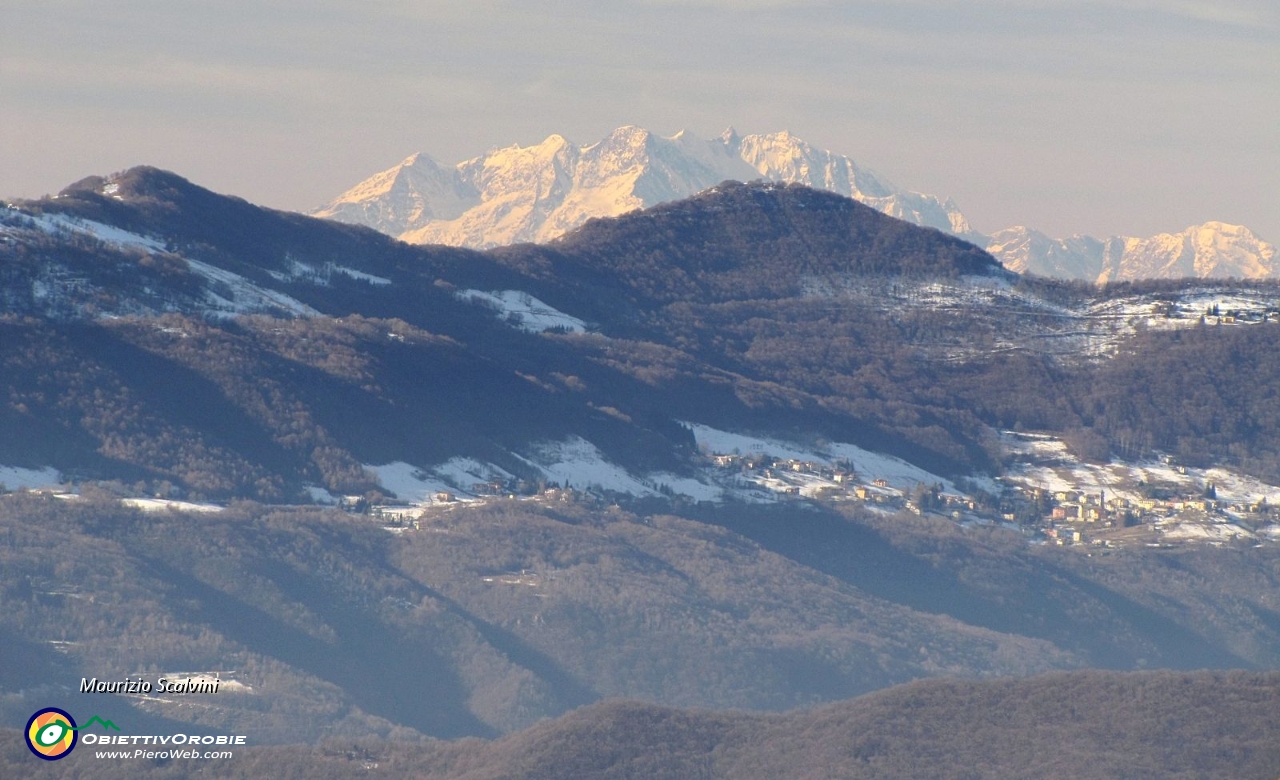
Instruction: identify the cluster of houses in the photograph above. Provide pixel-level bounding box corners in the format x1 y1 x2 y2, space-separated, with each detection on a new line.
708 452 980 516
711 450 1275 548
997 482 1276 547
369 481 596 529
711 453 858 498
1202 304 1280 325
352 444 1277 551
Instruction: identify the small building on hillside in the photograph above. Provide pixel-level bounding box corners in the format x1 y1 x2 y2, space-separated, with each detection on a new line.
373 505 422 522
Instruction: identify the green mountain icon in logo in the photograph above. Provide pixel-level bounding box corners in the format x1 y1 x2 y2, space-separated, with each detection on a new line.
71 716 120 732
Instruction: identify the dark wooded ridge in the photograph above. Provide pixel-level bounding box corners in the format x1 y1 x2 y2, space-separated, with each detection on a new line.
3 670 1277 779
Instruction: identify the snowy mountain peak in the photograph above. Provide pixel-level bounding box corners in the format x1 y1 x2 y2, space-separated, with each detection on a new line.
314 126 975 249
987 221 1277 282
611 124 649 139
729 131 976 239
315 127 1268 281
1121 222 1276 281
393 151 432 169
313 152 474 236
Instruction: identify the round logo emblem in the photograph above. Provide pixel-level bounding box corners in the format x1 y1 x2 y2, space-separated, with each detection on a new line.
25 708 78 760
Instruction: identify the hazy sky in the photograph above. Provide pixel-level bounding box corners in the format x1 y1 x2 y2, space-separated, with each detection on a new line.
3 0 1277 241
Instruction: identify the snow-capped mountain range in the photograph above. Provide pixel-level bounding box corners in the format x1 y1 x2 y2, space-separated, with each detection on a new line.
313 126 976 247
988 222 1277 282
314 126 1276 282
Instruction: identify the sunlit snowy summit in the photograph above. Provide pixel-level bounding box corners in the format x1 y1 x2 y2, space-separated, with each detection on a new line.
313 126 976 248
988 221 1277 282
315 126 1276 282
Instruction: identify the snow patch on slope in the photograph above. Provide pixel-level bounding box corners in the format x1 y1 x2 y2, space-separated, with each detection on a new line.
432 458 514 490
268 259 391 287
26 212 167 252
1160 519 1254 542
121 498 224 514
515 441 722 502
7 209 321 319
366 462 457 503
647 472 724 502
458 290 586 333
682 422 965 493
332 266 392 286
367 458 516 504
184 258 320 318
517 437 657 496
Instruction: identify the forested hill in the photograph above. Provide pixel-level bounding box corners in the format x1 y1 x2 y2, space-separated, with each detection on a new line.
41 166 521 296
4 670 1277 779
491 180 1006 309
441 671 1280 780
25 171 1007 320
0 169 1020 496
7 167 1280 498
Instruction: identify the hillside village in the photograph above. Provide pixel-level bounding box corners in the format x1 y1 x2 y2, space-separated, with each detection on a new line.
7 425 1280 551
353 428 1280 552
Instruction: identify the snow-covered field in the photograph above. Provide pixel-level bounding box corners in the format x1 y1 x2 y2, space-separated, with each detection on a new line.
365 462 459 503
370 439 727 507
18 212 167 252
647 472 724 502
121 498 224 514
185 257 319 317
4 210 323 318
365 458 524 505
458 290 587 333
517 437 657 495
433 457 514 490
1158 519 1254 542
682 422 965 494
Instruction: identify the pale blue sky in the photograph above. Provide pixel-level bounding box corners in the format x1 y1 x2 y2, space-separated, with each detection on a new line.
2 0 1276 241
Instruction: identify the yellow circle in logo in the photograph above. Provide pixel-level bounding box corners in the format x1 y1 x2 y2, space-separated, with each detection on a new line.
25 708 77 760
